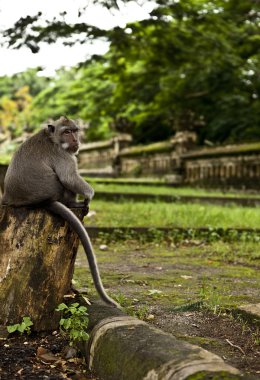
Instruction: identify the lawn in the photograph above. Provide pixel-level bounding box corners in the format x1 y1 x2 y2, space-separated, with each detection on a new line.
89 179 259 199
86 199 260 229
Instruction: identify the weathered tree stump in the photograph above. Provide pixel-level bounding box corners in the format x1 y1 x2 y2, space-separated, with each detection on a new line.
0 163 8 195
0 205 86 331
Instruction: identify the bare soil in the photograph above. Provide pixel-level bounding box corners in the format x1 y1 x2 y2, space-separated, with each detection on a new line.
0 332 97 380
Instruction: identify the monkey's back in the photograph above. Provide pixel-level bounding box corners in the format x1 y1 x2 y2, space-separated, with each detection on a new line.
2 129 64 206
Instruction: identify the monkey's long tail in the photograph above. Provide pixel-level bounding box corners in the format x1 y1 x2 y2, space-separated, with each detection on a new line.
46 201 119 308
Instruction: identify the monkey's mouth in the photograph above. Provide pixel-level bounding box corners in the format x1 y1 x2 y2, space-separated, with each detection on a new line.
70 144 79 152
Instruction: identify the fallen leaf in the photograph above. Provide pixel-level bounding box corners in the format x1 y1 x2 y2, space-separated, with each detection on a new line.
37 347 58 363
16 368 24 375
99 244 108 251
82 295 91 305
37 346 48 356
147 289 163 296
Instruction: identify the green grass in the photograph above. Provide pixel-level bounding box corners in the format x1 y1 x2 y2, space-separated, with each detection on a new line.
89 180 258 199
87 200 260 229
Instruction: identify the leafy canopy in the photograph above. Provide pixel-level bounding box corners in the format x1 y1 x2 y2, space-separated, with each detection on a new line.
0 0 259 144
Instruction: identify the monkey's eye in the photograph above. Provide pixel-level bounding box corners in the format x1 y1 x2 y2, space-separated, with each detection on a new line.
64 129 72 135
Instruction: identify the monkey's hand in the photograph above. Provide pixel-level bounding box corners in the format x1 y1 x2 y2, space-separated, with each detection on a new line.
84 184 95 201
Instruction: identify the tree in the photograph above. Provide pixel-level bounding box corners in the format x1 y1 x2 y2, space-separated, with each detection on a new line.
0 86 33 137
1 0 259 144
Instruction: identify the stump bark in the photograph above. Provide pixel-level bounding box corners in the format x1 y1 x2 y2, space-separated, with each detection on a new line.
0 205 86 331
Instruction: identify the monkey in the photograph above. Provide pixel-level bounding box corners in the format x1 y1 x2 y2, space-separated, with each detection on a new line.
2 116 118 308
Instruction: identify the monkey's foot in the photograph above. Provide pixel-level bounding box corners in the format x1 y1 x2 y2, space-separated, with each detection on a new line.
67 201 89 215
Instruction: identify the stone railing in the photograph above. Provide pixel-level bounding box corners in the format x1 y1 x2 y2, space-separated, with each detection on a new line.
78 133 260 189
182 143 260 188
78 134 132 176
78 131 197 178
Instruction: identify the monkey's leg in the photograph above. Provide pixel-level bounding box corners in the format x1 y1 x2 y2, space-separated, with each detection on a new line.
46 201 119 308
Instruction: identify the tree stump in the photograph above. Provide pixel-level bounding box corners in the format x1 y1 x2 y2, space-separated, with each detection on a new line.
0 205 86 331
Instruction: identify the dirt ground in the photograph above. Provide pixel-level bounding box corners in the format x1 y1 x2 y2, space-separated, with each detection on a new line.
1 239 259 379
0 306 258 380
0 331 98 380
149 307 260 376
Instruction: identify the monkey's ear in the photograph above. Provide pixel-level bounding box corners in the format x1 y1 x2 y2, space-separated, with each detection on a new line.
48 124 55 134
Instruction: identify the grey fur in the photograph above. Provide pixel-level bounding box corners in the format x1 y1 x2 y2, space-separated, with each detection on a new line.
2 128 94 206
2 120 118 308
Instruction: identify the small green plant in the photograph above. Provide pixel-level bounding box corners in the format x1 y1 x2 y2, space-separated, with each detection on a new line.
7 316 33 335
133 305 149 320
56 303 89 346
199 282 224 314
252 328 260 346
113 292 132 307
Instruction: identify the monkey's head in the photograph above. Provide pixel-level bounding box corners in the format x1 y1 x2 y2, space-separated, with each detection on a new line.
47 116 80 154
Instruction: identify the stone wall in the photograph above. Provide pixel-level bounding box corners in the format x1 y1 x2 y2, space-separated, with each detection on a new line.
77 134 260 189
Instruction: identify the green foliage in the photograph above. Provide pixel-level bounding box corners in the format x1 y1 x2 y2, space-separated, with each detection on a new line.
0 68 48 98
7 316 33 335
0 0 259 144
93 227 260 246
30 62 114 141
0 68 50 137
56 302 89 346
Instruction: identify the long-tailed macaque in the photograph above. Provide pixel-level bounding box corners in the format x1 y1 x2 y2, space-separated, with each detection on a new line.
2 116 118 307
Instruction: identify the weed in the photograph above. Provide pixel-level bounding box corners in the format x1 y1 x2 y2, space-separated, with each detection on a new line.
252 328 260 345
169 301 204 312
113 292 132 308
199 281 225 314
56 303 89 346
7 316 33 335
132 305 149 320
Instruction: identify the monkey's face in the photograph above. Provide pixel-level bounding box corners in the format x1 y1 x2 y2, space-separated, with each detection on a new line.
48 117 81 154
60 127 80 154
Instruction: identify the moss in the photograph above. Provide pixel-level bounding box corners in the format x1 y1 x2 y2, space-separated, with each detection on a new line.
119 141 172 157
187 371 242 379
74 239 260 315
184 141 260 159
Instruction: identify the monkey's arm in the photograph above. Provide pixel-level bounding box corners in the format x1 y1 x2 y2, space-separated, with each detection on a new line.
54 157 94 201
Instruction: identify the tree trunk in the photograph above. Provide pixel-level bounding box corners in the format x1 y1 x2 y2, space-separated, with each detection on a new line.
0 205 86 331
